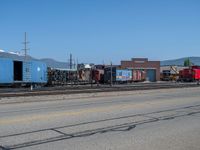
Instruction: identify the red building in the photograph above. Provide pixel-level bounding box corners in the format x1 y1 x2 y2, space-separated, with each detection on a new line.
121 58 160 81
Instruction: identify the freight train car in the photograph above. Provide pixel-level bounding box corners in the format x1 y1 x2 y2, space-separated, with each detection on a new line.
116 69 132 82
0 58 47 86
78 69 92 84
47 68 78 85
179 66 200 82
104 67 132 83
92 69 104 84
132 70 146 82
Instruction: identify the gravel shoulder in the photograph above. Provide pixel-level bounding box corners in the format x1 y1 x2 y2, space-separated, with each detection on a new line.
1 86 200 105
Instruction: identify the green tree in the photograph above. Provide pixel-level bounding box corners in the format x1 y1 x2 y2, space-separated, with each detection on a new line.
184 58 193 67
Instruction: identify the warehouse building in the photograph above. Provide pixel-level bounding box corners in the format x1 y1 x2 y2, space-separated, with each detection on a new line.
121 58 160 82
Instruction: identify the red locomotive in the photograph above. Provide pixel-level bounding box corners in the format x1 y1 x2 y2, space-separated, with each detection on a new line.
179 66 200 82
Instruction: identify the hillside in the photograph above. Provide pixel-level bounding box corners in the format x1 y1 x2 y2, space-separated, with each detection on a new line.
161 57 200 66
0 51 69 69
1 50 200 68
39 58 69 69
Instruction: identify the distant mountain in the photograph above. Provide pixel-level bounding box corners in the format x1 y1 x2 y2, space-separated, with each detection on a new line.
2 50 200 68
0 51 69 69
0 51 35 61
161 57 200 66
39 58 69 69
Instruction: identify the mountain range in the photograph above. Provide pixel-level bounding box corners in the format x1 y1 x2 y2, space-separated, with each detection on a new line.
160 57 200 66
0 51 69 69
1 50 200 67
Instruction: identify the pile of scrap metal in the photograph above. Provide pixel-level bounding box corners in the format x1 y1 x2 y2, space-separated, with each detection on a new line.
47 67 78 85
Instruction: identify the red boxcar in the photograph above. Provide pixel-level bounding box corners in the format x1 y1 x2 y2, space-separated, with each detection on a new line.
179 66 200 81
132 70 145 82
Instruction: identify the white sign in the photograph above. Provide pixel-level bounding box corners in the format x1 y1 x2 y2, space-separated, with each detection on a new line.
37 67 41 72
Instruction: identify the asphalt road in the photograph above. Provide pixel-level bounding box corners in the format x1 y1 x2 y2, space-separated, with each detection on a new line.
0 87 200 150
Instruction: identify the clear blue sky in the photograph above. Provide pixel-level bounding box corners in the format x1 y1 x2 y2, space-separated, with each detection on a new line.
0 0 200 64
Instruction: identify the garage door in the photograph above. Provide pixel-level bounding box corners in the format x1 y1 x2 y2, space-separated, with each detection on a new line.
146 69 156 82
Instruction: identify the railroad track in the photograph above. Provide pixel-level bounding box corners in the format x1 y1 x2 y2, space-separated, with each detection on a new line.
0 83 199 98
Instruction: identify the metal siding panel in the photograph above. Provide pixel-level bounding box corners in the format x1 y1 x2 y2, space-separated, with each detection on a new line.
0 58 13 83
104 67 116 82
116 69 122 81
31 61 47 83
23 61 32 82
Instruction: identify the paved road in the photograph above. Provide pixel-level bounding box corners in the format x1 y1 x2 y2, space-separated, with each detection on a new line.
0 87 200 150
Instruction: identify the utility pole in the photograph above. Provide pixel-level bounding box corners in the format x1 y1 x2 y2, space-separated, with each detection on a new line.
90 65 93 87
22 32 31 89
22 32 29 61
76 58 79 84
110 61 113 87
70 53 72 69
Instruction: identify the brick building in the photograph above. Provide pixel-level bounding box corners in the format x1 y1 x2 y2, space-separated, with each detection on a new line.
121 58 160 81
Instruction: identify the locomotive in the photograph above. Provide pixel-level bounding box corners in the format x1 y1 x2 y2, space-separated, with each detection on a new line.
179 66 200 82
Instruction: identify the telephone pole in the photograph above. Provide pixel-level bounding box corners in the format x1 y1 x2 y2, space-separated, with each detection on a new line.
70 53 72 69
110 61 113 87
22 32 29 60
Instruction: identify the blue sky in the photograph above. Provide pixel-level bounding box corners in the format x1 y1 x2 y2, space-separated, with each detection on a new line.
0 0 200 64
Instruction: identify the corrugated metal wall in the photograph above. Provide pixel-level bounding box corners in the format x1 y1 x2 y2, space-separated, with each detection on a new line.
30 61 47 83
23 61 32 82
0 58 13 84
23 61 47 83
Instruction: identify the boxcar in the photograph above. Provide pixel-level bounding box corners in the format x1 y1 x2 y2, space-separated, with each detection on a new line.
0 58 47 85
104 67 132 83
132 70 142 81
116 69 132 82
